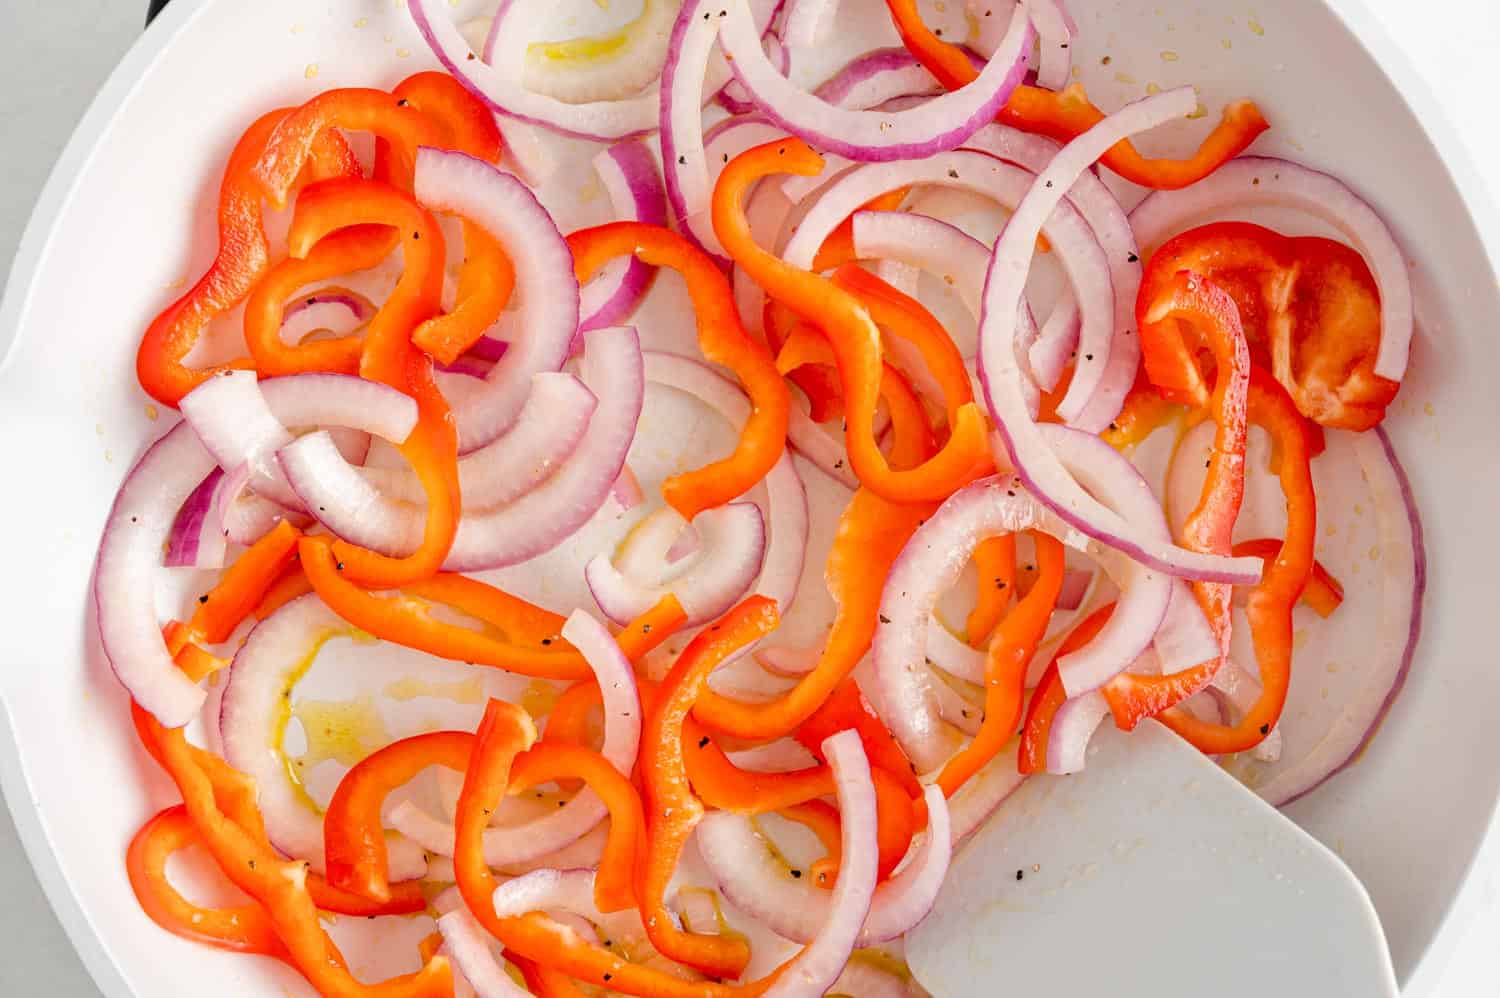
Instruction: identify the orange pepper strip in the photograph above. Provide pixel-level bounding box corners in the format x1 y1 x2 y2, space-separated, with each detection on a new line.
1100 375 1187 450
684 715 833 813
692 356 937 742
300 537 686 680
793 678 921 798
1017 604 1117 774
127 805 289 959
1100 273 1251 724
136 109 359 406
968 535 1017 647
934 532 1066 798
714 140 988 504
512 953 590 998
253 564 315 621
765 300 844 425
1233 538 1343 618
243 224 397 376
183 520 303 646
324 731 474 902
391 71 517 366
456 701 765 998
567 222 790 519
134 705 453 996
810 188 912 273
881 0 1269 191
1120 373 1315 750
287 178 459 586
509 742 648 914
781 771 915 889
640 597 780 979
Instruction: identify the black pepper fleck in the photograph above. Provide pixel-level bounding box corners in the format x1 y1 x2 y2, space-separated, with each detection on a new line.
542 637 553 645
198 595 209 604
1045 180 1054 188
1127 252 1139 263
791 869 802 878
642 623 652 633
879 614 892 624
335 562 344 571
699 736 710 748
678 155 687 165
1260 724 1270 735
1015 869 1024 881
397 98 409 106
1085 353 1094 361
947 169 959 179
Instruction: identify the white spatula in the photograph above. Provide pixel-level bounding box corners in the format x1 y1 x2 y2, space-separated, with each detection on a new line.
906 721 1397 997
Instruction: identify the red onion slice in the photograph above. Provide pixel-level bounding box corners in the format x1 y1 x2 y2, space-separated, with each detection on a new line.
414 147 580 453
1029 0 1076 90
1045 689 1112 774
95 423 219 726
390 611 641 865
754 644 819 678
482 0 677 104
165 468 228 570
696 781 950 948
969 0 1021 56
179 372 300 509
1128 156 1413 382
850 211 989 321
661 0 739 259
923 620 985 685
976 89 1261 586
641 351 811 616
580 142 668 335
761 731 879 998
830 957 922 998
278 290 373 346
812 48 945 110
217 593 427 878
259 372 422 443
586 503 766 624
408 0 659 140
1030 291 1081 393
488 869 648 946
1055 567 1093 612
718 36 787 115
607 464 646 514
719 0 1032 161
358 372 598 511
782 0 840 47
1151 578 1218 676
787 400 860 490
436 908 528 998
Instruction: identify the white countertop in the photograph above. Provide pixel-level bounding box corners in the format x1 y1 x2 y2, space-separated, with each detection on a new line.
0 1 1496 995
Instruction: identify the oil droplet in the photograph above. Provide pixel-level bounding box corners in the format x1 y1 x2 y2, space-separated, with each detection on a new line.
1113 71 1137 84
1368 545 1382 561
1160 50 1179 62
291 23 305 34
304 63 320 80
1292 628 1309 650
291 696 389 769
145 404 160 421
382 675 485 705
1221 38 1232 49
1248 18 1265 35
934 0 947 10
1186 102 1208 120
1325 523 1338 536
1423 402 1435 417
1353 503 1365 516
1326 661 1340 674
1145 82 1162 95
396 47 412 58
355 17 369 27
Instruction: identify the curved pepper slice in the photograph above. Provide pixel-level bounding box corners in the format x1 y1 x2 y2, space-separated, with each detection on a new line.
639 597 780 979
780 800 843 888
134 706 453 996
967 535 1017 647
714 140 988 503
127 805 289 959
1233 538 1343 618
244 223 397 376
765 300 845 424
180 520 303 647
1128 372 1316 752
455 700 767 998
1017 604 1117 774
882 0 1269 190
1101 271 1251 725
793 678 921 799
391 72 518 366
136 110 359 406
287 178 459 586
301 537 685 679
253 564 315 621
936 532 1066 797
567 222 790 519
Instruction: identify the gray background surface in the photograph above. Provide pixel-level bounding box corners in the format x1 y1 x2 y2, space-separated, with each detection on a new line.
0 1 1496 995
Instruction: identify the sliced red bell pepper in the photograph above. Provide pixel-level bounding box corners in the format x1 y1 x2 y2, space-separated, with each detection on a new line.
134 705 453 996
455 700 763 998
765 300 845 425
793 678 920 798
1139 221 1400 429
1233 538 1343 618
881 0 1269 190
639 597 780 979
781 770 915 887
1106 371 1315 746
967 535 1017 647
1018 603 1117 774
286 178 458 586
936 532 1066 796
567 222 790 520
780 800 843 888
810 187 912 273
300 537 685 679
136 109 359 406
252 564 315 621
715 140 987 504
182 520 303 646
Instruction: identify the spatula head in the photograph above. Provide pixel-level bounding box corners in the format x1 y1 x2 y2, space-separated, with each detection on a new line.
907 721 1396 998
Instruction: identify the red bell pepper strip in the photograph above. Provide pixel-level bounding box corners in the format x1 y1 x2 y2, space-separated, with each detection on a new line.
639 597 780 979
714 140 988 504
1139 221 1399 430
968 535 1017 647
691 355 937 742
1100 272 1251 725
1233 538 1344 618
1018 604 1117 774
567 222 790 519
286 178 459 586
253 564 315 621
136 110 359 406
134 705 453 996
810 187 912 273
456 700 766 998
324 731 474 902
300 536 686 679
881 0 1268 190
243 223 396 376
781 800 844 888
793 678 921 798
511 954 590 998
1106 371 1315 745
935 532 1066 797
765 300 845 425
181 520 303 646
779 769 915 888
127 805 289 959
